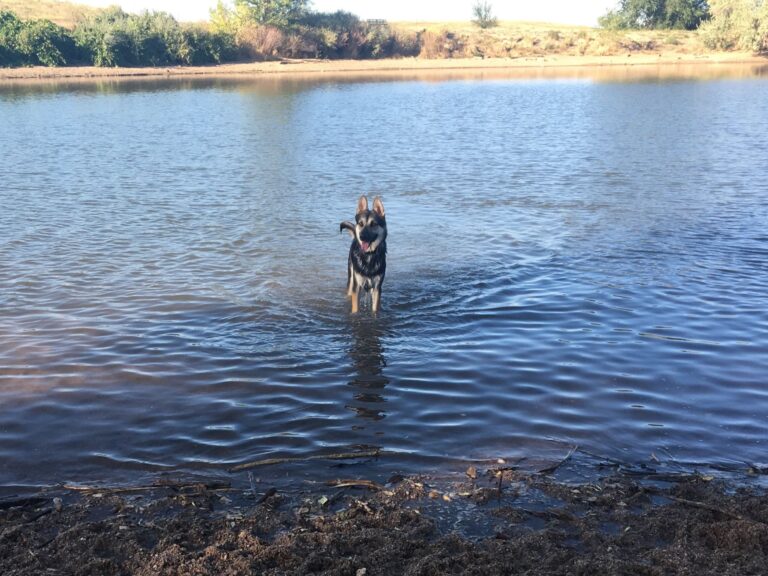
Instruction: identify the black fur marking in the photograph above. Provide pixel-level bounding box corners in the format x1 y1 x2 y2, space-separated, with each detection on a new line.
349 240 386 281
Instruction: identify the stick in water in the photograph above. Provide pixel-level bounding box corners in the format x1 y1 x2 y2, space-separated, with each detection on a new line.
229 449 382 473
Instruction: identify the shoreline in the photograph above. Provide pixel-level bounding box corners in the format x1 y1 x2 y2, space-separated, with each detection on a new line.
2 463 767 575
1 52 766 82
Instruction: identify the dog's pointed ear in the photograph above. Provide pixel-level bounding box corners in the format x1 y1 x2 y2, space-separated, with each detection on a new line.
372 196 385 218
356 195 368 215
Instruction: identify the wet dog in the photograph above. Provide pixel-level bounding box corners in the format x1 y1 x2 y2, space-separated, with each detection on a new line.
340 196 387 314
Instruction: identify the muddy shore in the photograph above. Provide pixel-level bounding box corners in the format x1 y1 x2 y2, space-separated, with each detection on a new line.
1 53 766 83
3 460 767 576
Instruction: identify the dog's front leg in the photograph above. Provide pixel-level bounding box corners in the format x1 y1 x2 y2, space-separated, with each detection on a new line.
350 287 360 314
371 276 383 314
346 261 356 297
371 287 381 314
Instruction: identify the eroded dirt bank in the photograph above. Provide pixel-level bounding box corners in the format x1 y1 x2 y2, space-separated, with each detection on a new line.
1 53 766 82
2 464 767 575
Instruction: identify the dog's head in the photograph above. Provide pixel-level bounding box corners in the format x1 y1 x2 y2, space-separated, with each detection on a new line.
342 195 386 254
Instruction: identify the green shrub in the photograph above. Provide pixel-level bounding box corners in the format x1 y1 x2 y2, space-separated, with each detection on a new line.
0 10 78 67
236 0 309 28
297 10 360 31
0 10 23 66
599 0 710 30
700 0 768 52
73 8 237 67
181 26 236 64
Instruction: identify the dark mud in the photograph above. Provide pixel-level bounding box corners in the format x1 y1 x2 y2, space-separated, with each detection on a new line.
2 467 768 576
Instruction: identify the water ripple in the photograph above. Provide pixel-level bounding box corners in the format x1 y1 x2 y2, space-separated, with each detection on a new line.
1 73 768 488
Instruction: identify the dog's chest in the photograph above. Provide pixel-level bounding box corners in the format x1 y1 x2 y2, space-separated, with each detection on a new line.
350 242 386 278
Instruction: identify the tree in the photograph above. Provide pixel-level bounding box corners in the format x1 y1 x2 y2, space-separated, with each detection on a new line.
700 0 768 52
599 0 710 30
472 1 498 29
235 0 309 28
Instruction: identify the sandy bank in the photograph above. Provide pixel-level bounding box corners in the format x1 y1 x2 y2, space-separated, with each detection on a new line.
1 52 766 83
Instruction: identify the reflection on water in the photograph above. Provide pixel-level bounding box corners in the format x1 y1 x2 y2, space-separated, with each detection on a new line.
1 65 767 490
346 317 389 422
2 62 767 99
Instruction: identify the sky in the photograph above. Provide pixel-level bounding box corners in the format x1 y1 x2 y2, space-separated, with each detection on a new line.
75 1 618 27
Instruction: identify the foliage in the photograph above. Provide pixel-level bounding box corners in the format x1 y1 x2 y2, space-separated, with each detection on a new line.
235 0 309 28
699 0 768 51
472 1 498 29
599 0 711 30
0 9 76 66
229 6 419 60
72 7 235 66
209 0 251 35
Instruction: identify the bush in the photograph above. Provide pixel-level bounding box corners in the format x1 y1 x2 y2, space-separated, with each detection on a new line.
599 0 711 30
418 29 469 58
297 10 360 31
236 24 286 59
236 0 310 28
179 26 236 64
73 8 237 66
472 1 498 29
0 10 77 67
700 0 768 52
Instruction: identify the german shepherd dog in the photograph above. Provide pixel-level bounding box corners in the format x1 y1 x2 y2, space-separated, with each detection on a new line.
340 196 387 314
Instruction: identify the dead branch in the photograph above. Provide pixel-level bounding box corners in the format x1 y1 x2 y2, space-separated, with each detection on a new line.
326 479 386 491
538 445 578 475
229 449 382 472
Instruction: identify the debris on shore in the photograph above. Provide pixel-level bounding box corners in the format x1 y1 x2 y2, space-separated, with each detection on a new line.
2 465 767 575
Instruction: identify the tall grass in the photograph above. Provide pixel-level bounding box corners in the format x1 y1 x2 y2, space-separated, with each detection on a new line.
0 0 98 28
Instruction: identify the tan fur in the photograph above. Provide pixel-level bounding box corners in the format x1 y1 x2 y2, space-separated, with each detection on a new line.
357 195 369 214
372 196 385 218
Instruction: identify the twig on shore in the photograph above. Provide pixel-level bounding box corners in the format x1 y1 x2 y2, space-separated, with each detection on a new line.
666 495 752 522
538 445 578 475
63 485 157 494
229 449 383 472
256 487 277 504
0 496 49 510
494 467 518 498
644 487 766 524
62 479 231 494
247 472 258 500
574 447 627 467
326 479 386 491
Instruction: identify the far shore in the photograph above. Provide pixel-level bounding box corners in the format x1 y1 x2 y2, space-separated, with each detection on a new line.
1 52 766 83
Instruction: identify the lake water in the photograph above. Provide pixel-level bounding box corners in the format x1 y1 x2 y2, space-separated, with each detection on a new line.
1 65 768 491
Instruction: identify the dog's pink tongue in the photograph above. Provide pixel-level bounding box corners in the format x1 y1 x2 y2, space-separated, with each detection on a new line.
361 241 370 252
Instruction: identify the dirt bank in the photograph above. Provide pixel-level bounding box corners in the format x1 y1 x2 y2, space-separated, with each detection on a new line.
2 464 767 576
1 53 766 82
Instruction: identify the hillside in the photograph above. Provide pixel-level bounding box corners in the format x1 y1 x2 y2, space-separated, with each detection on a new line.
394 20 705 58
0 0 99 28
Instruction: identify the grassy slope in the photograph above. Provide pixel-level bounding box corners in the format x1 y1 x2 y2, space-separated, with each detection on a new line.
394 20 706 58
0 0 99 28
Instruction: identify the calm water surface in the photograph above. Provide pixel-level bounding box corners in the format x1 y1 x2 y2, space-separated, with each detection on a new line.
1 66 768 490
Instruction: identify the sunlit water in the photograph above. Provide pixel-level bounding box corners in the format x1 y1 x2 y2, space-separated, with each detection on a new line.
1 65 768 490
